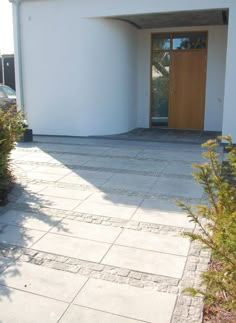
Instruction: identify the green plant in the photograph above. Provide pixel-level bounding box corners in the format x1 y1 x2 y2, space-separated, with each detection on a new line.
0 106 25 204
178 136 236 311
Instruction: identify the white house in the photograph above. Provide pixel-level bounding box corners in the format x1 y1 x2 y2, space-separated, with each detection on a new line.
10 0 236 142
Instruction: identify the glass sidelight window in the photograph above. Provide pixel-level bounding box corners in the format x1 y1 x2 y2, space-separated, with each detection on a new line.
151 52 170 127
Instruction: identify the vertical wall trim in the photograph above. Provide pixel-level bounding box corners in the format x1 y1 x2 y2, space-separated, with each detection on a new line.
9 0 24 110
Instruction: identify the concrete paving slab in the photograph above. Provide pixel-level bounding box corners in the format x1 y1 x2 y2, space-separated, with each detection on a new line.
116 229 190 256
39 186 92 201
0 256 13 273
105 147 141 157
74 147 110 155
102 245 186 278
24 171 66 182
60 305 144 323
59 171 112 187
51 219 122 243
17 195 81 211
86 192 143 207
0 285 68 323
74 201 137 220
0 224 45 248
0 210 62 231
23 183 48 194
137 149 204 162
86 157 166 173
1 262 87 302
11 151 31 159
13 164 37 172
102 173 157 192
133 199 194 228
56 154 89 166
75 279 176 323
38 144 109 155
163 161 194 176
33 233 110 262
16 152 58 163
151 177 203 199
30 166 72 176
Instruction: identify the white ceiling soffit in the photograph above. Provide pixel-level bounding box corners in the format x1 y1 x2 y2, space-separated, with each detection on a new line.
109 9 229 29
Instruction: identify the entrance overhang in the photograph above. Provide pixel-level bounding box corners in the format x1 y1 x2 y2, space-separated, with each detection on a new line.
108 9 228 29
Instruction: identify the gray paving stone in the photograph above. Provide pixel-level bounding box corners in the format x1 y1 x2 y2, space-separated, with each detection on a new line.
51 219 122 243
102 173 157 192
133 199 194 229
151 177 203 199
75 278 176 323
102 245 186 278
0 210 62 231
0 285 67 323
17 194 81 211
23 183 48 194
86 191 143 207
58 170 113 187
16 152 57 163
163 161 195 176
60 305 143 323
0 224 45 248
23 171 65 182
106 147 141 157
1 262 87 302
39 186 92 200
0 256 13 272
33 233 110 262
116 229 190 256
51 154 89 166
75 201 137 220
30 165 72 176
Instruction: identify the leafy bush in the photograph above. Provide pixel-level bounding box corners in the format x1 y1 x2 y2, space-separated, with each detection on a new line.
178 136 236 311
0 106 25 204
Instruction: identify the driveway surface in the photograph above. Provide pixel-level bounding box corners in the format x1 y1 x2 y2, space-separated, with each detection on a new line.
0 136 211 323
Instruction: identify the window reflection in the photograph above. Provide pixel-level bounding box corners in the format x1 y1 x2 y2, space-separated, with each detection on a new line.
173 32 206 50
151 52 170 127
152 34 171 50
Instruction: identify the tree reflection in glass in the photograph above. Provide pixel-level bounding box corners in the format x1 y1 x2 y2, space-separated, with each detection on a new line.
151 52 170 127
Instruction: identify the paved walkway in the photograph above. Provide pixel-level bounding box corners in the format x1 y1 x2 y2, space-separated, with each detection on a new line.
0 136 212 323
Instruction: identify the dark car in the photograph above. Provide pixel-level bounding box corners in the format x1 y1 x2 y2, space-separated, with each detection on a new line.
0 84 16 110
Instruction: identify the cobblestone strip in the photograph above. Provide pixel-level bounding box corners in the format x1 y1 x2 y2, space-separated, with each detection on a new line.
15 147 198 164
171 241 211 323
1 201 191 237
13 159 193 179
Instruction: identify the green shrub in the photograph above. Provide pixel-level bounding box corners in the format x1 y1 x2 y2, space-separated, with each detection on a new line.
178 136 236 310
0 106 25 204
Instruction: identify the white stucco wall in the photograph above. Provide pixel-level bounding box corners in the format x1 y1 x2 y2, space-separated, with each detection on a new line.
136 25 228 131
12 0 236 139
204 26 228 131
65 0 232 18
222 8 236 142
20 2 137 136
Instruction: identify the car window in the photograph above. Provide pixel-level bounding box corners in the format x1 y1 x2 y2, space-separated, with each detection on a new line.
0 87 7 97
1 85 16 96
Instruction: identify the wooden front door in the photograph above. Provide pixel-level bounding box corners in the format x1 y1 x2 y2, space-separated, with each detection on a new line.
150 32 208 129
168 50 207 130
